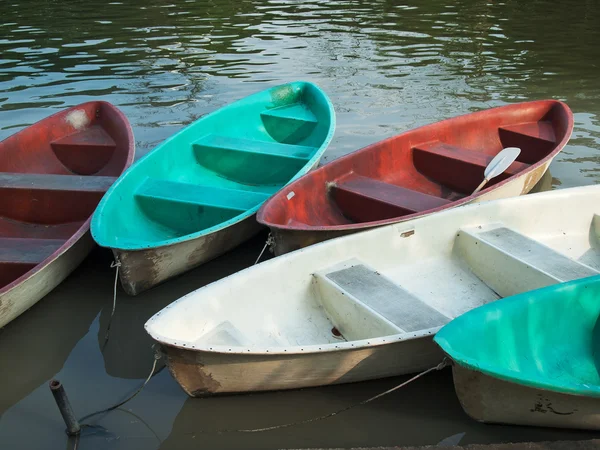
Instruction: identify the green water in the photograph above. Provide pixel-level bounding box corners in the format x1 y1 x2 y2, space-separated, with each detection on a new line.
1 0 599 449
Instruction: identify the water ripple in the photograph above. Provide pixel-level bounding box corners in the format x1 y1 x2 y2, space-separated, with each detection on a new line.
0 0 598 186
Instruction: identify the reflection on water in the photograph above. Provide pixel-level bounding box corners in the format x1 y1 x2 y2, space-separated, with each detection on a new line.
1 0 599 179
0 250 107 417
1 0 600 448
0 238 265 449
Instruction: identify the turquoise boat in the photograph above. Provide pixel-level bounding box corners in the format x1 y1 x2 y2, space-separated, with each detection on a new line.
91 81 335 295
435 275 600 430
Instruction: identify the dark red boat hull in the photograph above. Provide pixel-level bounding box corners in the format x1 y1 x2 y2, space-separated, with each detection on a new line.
257 100 573 255
0 101 135 326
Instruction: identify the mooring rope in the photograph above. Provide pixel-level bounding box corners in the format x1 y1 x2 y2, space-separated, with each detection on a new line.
69 349 163 450
101 260 121 350
254 233 274 265
78 349 162 425
195 358 449 434
69 356 448 450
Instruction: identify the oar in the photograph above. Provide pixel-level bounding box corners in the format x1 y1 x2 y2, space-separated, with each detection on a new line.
472 147 521 195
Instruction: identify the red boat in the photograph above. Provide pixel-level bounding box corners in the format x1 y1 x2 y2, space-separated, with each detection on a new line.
0 101 134 327
257 100 573 255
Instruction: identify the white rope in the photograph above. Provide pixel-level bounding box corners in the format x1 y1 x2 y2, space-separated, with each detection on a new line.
102 260 121 348
254 233 274 265
196 358 449 434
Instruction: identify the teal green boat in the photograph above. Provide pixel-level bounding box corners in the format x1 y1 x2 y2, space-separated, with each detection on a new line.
435 275 600 430
91 81 335 295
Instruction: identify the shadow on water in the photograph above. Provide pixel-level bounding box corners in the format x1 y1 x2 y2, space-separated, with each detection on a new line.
0 248 108 417
98 232 271 380
0 233 271 449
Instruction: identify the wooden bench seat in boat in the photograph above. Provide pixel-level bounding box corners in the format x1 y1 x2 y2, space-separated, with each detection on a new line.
0 172 117 193
413 142 531 194
329 175 452 222
134 178 271 233
193 320 286 348
194 135 316 161
0 237 64 286
499 121 556 164
0 237 64 265
0 173 118 223
314 261 450 340
455 223 599 297
260 103 318 143
50 125 117 175
0 216 81 240
195 321 247 347
135 178 271 213
193 134 318 184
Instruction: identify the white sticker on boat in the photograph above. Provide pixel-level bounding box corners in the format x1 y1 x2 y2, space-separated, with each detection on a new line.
65 109 90 130
287 191 295 200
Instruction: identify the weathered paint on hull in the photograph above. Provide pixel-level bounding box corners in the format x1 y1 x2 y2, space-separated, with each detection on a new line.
271 160 551 255
452 364 600 430
0 232 94 328
146 185 599 397
92 82 335 294
115 151 327 295
161 335 442 397
115 216 263 296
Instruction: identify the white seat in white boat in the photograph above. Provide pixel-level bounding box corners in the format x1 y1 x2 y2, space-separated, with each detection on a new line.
314 260 450 340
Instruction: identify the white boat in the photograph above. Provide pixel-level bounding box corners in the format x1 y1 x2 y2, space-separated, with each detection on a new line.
145 185 600 396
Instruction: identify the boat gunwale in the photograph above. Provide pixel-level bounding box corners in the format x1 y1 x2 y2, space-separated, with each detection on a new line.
90 81 336 252
145 314 441 355
145 185 600 356
256 99 574 232
435 275 600 398
0 101 135 296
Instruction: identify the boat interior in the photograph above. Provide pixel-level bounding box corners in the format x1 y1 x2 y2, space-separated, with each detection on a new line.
0 102 129 290
259 101 571 228
148 200 600 352
96 83 333 247
134 105 320 237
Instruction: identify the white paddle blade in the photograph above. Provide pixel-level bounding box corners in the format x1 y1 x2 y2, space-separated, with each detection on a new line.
471 147 522 195
484 147 521 180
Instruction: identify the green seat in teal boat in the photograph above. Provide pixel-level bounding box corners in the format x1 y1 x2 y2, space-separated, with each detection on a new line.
91 81 335 295
435 275 600 430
